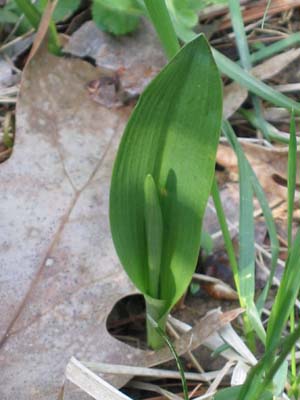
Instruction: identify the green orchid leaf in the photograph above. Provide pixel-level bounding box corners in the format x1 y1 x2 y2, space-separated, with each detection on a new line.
110 34 222 331
144 174 163 299
145 295 168 349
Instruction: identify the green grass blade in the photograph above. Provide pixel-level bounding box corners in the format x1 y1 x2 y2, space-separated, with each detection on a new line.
144 174 163 299
222 121 279 314
213 48 300 113
228 0 251 71
110 34 222 330
237 323 300 400
287 111 297 385
222 124 256 318
148 315 189 400
222 121 267 343
15 0 61 55
234 141 255 306
251 166 279 313
211 177 240 296
266 226 300 351
288 111 297 248
250 33 300 64
228 0 272 141
251 96 273 141
144 0 180 59
239 107 292 143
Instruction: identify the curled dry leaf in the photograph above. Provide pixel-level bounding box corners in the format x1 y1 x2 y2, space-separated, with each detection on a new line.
193 273 238 301
201 282 238 301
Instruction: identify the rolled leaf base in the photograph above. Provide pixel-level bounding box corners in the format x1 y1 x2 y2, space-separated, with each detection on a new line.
145 295 168 350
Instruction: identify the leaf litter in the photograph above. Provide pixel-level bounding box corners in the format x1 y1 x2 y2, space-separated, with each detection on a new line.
0 43 138 400
217 140 300 206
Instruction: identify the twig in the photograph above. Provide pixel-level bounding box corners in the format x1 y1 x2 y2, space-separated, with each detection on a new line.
83 362 219 382
65 357 132 400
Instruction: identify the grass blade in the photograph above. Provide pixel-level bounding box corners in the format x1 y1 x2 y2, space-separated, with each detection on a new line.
239 108 290 143
148 315 189 400
15 0 61 55
288 111 297 248
237 323 300 400
222 121 279 314
229 0 271 142
222 121 266 344
266 226 300 351
228 0 251 71
213 48 300 113
287 111 297 387
250 33 300 64
211 177 240 296
251 165 279 313
144 0 180 59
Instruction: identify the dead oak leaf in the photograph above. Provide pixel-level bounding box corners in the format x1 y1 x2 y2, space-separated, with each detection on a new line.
217 141 300 205
0 44 144 400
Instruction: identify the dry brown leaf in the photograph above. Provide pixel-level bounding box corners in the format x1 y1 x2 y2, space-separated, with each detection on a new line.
223 48 300 118
64 20 166 98
201 282 239 301
217 141 300 204
0 44 142 400
66 358 133 400
220 0 300 30
193 273 238 301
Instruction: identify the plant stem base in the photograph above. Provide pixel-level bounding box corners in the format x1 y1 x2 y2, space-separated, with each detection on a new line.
145 295 168 350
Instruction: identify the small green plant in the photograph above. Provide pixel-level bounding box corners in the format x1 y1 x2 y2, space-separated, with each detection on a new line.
109 20 223 348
